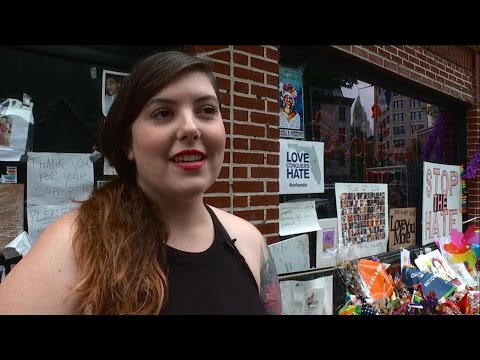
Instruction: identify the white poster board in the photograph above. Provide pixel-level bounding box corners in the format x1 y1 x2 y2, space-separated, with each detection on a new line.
335 183 388 259
279 200 321 236
279 139 324 194
268 234 310 274
280 275 333 315
422 161 462 245
26 152 94 243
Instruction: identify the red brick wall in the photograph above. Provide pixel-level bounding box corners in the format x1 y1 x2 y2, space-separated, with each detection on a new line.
185 45 280 244
332 45 480 225
332 45 474 102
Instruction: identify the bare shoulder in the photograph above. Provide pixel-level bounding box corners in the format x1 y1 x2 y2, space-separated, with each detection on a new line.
0 210 80 314
207 205 265 287
208 206 264 247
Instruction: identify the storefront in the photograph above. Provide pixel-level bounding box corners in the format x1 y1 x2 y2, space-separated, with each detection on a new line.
1 45 479 314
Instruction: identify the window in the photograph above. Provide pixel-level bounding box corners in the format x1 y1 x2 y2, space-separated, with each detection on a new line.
393 126 405 135
410 111 422 120
410 99 421 107
393 113 404 122
338 107 346 122
393 100 404 109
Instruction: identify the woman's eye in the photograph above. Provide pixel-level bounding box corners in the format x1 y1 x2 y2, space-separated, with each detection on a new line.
200 105 219 115
154 109 172 119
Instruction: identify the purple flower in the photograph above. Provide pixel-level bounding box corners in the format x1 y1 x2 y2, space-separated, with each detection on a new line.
464 144 480 180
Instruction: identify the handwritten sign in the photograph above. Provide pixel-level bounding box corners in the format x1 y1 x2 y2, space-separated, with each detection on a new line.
27 152 94 205
268 234 310 274
0 184 24 250
388 207 416 251
26 152 94 244
422 161 461 245
279 200 321 236
26 203 78 244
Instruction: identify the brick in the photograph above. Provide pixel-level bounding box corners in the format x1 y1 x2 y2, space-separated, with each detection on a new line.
266 47 279 62
234 66 264 83
250 139 279 152
233 137 248 150
218 166 230 179
234 95 264 110
251 167 279 179
251 84 278 100
266 181 279 192
363 45 378 53
267 126 280 139
266 207 279 219
204 195 231 208
233 167 248 178
267 153 279 165
266 100 279 113
265 235 279 245
352 46 369 59
377 48 391 59
385 45 398 55
234 123 265 137
267 74 279 86
251 57 279 74
250 195 278 206
232 181 264 193
208 51 231 62
233 152 265 164
369 53 383 66
233 52 249 66
208 181 229 193
234 81 249 94
233 195 248 207
255 222 279 236
251 111 278 125
233 109 248 121
189 45 229 53
233 209 265 222
234 45 265 57
212 61 230 76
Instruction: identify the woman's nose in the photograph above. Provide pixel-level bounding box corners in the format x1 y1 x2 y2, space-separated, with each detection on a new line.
177 112 201 140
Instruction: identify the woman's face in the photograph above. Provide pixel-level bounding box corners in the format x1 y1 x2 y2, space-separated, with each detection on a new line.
127 70 226 203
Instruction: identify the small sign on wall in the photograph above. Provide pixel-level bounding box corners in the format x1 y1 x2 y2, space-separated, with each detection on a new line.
388 207 416 251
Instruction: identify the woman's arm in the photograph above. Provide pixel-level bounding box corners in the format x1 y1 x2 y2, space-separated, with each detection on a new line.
0 211 80 314
259 239 282 315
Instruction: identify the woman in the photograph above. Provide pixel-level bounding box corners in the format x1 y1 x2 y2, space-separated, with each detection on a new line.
0 51 282 315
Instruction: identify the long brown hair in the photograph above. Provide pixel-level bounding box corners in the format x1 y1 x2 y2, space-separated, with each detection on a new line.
72 51 220 314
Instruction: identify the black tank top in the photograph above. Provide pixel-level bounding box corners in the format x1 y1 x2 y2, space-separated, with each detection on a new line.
160 206 267 315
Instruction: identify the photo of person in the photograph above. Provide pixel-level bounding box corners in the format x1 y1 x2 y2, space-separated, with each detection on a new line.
279 83 301 129
102 70 129 116
0 115 12 147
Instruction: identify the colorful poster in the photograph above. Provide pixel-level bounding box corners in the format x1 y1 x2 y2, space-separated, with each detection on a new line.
335 183 389 259
422 161 462 245
388 207 416 251
279 66 304 139
279 139 324 194
315 218 338 269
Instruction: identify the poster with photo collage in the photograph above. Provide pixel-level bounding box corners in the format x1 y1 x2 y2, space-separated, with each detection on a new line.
335 183 389 259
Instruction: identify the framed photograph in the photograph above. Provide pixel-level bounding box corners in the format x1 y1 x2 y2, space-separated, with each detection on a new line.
102 70 129 116
315 218 338 269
